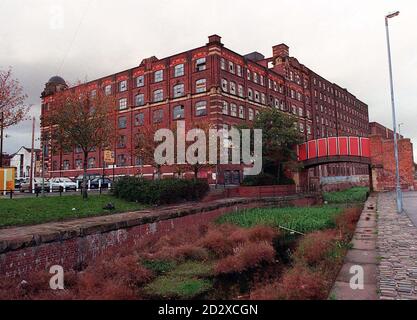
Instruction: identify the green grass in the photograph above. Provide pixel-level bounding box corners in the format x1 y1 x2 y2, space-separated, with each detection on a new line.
0 195 146 228
323 187 369 204
216 206 343 233
144 261 214 299
142 260 177 275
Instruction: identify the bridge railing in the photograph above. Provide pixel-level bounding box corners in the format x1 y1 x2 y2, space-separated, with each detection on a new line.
297 136 370 161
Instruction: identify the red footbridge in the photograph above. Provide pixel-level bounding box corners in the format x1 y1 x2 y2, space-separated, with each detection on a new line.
297 136 371 168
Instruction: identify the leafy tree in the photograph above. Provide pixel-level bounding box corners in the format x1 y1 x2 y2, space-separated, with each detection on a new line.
0 68 29 164
238 108 303 182
44 85 116 199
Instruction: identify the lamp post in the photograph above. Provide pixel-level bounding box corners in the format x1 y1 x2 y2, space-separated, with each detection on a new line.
385 11 403 213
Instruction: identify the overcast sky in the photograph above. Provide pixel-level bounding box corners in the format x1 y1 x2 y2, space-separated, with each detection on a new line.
1 0 416 159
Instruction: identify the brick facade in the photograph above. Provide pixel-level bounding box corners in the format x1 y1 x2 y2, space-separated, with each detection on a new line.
370 134 415 191
40 35 370 184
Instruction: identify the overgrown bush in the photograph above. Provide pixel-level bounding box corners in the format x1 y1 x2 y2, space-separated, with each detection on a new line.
112 177 209 205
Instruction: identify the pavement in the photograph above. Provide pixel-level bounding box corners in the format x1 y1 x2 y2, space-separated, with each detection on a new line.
377 192 417 300
330 195 379 300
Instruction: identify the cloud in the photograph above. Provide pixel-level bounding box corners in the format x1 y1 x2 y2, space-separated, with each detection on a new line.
1 0 416 160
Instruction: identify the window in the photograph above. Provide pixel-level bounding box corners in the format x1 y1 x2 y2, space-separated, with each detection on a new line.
248 108 254 121
307 124 311 135
254 91 260 102
173 105 185 119
195 57 206 71
221 79 228 92
118 135 126 148
253 72 258 83
260 75 264 86
292 105 297 115
154 70 164 83
75 159 82 170
238 84 244 97
153 89 164 102
261 93 266 105
195 101 207 116
134 113 144 126
230 104 237 117
174 64 184 77
75 145 82 153
136 75 145 87
117 154 127 167
196 79 206 93
104 85 111 95
220 58 226 70
135 93 145 106
298 107 303 117
88 157 95 169
63 160 70 170
90 90 96 98
248 88 253 100
228 61 234 73
230 82 236 95
247 69 251 80
173 84 185 98
153 109 163 123
300 123 304 133
118 116 127 129
119 80 127 92
222 101 228 115
119 98 127 110
236 65 242 77
239 106 245 119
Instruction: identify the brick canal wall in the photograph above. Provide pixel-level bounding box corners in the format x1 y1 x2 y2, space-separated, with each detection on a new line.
0 195 319 278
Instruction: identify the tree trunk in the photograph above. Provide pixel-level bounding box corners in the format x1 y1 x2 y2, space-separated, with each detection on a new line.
194 165 198 179
82 152 88 200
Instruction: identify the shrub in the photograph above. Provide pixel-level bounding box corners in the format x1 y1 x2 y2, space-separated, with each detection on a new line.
142 260 177 275
292 230 338 266
198 229 234 258
335 207 362 238
241 173 278 186
250 265 328 300
214 241 275 275
112 177 209 205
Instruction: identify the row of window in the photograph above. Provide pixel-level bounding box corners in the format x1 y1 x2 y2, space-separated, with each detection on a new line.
118 79 207 109
117 101 208 129
222 101 258 120
104 58 208 96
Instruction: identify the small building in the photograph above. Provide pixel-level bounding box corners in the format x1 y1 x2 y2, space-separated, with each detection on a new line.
9 147 41 179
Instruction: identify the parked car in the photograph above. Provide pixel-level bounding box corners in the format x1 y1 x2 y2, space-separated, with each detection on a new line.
20 178 50 193
75 174 102 184
89 177 112 189
14 178 25 189
49 177 77 191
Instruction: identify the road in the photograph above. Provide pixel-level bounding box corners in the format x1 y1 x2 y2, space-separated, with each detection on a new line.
403 191 417 227
1 189 110 199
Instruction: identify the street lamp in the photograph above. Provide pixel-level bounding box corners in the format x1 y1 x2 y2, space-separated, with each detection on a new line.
385 11 403 213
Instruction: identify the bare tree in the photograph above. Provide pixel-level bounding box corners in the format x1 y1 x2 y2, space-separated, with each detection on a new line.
0 68 29 165
133 125 162 179
44 85 116 199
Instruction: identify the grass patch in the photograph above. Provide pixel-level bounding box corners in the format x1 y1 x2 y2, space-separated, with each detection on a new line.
323 187 369 204
142 260 177 275
144 261 214 299
170 261 214 278
216 206 342 233
0 195 146 228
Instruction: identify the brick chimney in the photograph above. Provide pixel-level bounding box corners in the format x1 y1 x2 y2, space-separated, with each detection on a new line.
207 34 222 46
272 44 289 65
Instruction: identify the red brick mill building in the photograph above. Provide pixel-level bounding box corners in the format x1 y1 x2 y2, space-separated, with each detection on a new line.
40 35 370 186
